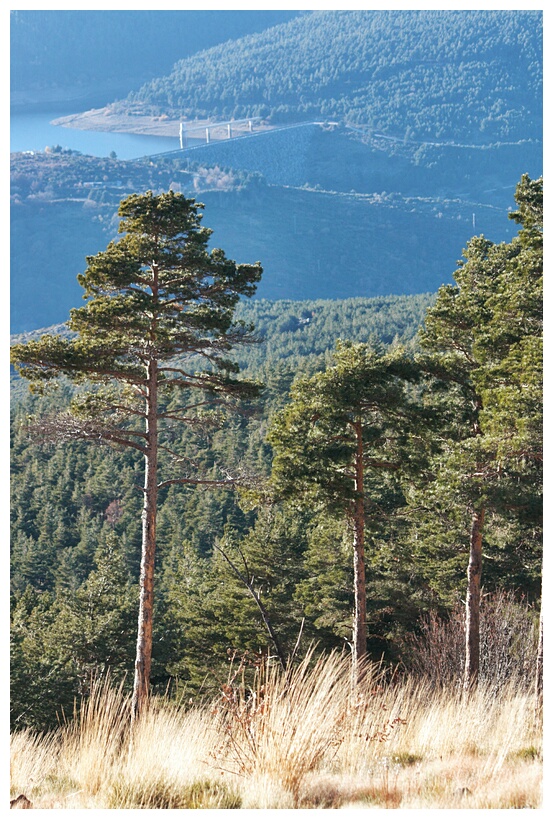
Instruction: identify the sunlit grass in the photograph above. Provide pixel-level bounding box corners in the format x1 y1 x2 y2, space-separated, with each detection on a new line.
10 651 542 809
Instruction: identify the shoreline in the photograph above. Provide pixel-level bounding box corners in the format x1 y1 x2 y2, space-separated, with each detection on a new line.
51 108 182 138
51 107 278 140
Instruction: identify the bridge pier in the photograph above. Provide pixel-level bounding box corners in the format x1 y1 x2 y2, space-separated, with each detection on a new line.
179 123 187 149
177 116 262 149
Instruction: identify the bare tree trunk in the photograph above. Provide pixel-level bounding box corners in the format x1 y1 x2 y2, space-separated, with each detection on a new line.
352 419 367 680
132 357 158 721
464 506 484 692
535 597 543 717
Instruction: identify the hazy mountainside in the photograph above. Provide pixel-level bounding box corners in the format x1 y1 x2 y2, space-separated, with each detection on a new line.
10 148 507 334
10 10 542 334
197 184 510 300
10 10 301 107
10 151 189 334
178 123 540 203
125 9 542 145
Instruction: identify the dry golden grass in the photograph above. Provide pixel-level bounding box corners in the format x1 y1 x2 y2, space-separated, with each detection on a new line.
10 652 542 809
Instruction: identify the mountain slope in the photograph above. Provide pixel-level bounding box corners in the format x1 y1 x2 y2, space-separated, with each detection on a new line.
10 10 542 334
125 9 542 145
10 10 302 107
10 148 520 334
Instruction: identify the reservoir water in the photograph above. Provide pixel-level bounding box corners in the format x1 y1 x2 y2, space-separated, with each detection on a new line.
10 109 180 159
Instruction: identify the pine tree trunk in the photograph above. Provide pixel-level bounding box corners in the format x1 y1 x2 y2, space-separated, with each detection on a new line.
352 419 367 680
132 357 158 721
535 598 543 715
464 506 484 692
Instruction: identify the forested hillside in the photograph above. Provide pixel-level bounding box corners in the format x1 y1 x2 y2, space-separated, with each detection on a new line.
10 147 522 333
10 292 433 401
10 10 301 106
9 9 543 806
10 289 433 728
125 10 542 145
10 10 543 806
10 10 541 335
11 178 542 733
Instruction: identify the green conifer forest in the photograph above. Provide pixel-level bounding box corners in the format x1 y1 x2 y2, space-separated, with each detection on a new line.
9 10 542 807
10 176 542 731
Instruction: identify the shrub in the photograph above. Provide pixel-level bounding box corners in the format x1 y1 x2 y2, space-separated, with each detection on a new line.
401 590 539 690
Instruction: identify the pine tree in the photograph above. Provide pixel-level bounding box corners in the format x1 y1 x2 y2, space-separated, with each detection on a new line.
11 190 262 718
268 341 421 678
417 175 542 690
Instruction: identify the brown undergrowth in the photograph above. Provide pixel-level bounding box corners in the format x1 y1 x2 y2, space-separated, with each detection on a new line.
10 651 542 809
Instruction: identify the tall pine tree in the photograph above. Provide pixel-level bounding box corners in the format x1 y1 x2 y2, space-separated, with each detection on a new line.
268 342 421 678
11 190 262 718
417 175 542 689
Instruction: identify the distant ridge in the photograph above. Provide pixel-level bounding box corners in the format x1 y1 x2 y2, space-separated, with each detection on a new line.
10 11 541 335
10 10 302 107
124 9 542 149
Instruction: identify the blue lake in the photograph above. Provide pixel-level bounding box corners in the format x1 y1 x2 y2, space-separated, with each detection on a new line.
10 109 181 160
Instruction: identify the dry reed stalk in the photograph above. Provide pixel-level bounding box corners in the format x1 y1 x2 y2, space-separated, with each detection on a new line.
114 703 221 791
210 648 365 799
10 652 542 809
57 676 131 796
9 730 60 797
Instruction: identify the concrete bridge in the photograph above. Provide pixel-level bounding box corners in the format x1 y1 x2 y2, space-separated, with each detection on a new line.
179 117 263 148
143 121 337 162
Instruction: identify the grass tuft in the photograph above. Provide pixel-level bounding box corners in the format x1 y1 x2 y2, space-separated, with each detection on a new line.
392 751 423 766
10 652 542 809
513 745 541 761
